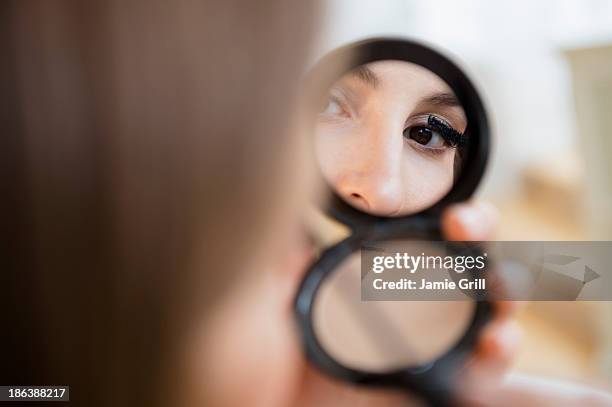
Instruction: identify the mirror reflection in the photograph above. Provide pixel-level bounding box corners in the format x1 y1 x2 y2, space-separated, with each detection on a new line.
315 60 468 217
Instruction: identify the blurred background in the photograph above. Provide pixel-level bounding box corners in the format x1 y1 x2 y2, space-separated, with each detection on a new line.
314 0 612 388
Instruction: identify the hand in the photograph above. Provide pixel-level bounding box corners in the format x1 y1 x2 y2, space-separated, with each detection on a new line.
444 203 612 405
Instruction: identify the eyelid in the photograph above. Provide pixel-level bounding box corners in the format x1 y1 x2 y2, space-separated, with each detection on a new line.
405 113 450 128
320 86 355 119
405 114 467 147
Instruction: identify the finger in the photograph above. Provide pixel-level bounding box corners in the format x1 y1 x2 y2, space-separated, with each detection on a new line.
493 300 527 319
460 320 523 391
475 320 523 371
463 372 612 407
442 201 499 241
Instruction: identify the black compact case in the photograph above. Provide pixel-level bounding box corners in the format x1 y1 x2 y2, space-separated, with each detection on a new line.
295 38 493 406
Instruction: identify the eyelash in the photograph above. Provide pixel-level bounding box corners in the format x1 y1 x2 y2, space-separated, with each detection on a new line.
426 116 467 147
403 115 467 155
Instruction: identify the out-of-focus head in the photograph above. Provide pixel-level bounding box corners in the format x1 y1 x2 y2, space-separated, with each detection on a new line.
2 1 319 406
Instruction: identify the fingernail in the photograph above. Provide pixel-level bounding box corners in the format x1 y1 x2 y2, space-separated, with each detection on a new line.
495 321 523 353
456 206 487 240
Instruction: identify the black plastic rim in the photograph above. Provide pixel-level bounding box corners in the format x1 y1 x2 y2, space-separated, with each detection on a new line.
306 37 491 230
295 232 493 405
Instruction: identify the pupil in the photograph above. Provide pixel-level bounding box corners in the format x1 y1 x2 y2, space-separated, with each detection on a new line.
407 127 432 145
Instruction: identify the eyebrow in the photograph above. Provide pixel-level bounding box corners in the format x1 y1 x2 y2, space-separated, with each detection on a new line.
421 92 461 107
345 66 463 112
349 65 379 87
348 68 460 108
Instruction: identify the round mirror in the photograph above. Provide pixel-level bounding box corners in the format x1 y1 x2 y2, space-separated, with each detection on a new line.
315 60 469 217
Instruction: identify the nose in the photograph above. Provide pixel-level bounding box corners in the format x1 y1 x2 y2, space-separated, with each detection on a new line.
335 128 404 216
342 181 403 216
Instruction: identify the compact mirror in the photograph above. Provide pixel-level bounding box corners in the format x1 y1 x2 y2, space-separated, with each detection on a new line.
296 38 491 405
316 60 468 217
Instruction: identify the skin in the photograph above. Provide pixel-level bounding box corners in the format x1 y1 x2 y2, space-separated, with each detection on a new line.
316 60 467 216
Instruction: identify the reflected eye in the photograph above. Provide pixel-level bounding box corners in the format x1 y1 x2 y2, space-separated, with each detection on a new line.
322 98 343 115
320 96 349 118
404 126 447 149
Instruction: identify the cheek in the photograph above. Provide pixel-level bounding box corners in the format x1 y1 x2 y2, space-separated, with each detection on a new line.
401 151 455 210
194 272 303 407
315 122 363 187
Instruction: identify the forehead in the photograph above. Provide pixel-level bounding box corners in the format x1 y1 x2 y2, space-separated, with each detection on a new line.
348 60 455 96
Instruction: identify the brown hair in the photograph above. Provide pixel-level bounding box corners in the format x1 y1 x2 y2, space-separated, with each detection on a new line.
0 1 318 405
